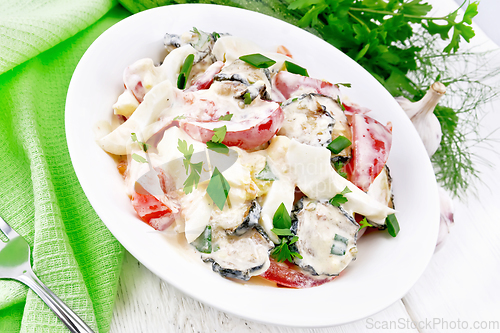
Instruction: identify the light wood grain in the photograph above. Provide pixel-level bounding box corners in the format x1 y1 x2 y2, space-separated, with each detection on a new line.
110 252 418 333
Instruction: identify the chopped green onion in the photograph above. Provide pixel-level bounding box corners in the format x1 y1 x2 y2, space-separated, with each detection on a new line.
331 234 348 256
206 167 230 210
191 226 212 253
206 141 229 154
239 53 276 68
386 214 400 237
334 233 348 245
284 61 309 77
327 136 351 154
255 161 278 181
336 83 352 88
244 92 252 104
177 53 195 90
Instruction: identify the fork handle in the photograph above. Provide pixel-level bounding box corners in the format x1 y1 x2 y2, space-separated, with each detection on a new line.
17 268 95 333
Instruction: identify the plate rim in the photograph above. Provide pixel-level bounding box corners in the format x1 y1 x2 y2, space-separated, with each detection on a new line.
65 3 440 328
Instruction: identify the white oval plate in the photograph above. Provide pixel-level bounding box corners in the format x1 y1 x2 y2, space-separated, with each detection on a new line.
66 4 439 328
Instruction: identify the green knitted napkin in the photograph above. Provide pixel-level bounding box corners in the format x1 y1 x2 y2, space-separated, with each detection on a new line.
0 2 130 333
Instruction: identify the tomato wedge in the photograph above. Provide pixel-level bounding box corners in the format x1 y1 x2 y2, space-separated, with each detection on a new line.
260 258 335 288
186 61 224 92
180 103 283 150
131 192 175 231
344 114 392 192
274 71 340 100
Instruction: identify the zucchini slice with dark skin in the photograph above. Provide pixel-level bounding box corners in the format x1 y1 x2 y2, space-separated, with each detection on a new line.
290 197 359 276
279 94 335 147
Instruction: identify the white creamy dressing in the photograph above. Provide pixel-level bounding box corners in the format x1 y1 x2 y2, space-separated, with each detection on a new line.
202 228 272 276
285 138 394 225
367 166 392 209
294 199 358 276
113 89 140 117
101 31 397 281
279 95 334 147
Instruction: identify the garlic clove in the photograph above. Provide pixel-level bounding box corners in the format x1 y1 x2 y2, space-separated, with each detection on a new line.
435 186 455 251
395 82 446 157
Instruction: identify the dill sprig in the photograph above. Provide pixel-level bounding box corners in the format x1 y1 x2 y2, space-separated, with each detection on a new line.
408 32 500 197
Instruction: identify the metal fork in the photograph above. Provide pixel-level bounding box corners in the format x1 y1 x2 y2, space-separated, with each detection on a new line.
0 215 95 333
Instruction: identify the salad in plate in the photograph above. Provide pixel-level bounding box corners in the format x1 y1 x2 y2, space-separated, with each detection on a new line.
95 28 399 288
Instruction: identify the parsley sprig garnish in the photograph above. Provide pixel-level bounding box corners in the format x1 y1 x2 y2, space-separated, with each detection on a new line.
270 203 302 263
273 236 302 262
131 133 150 164
206 125 229 154
329 187 352 207
358 217 373 231
177 139 203 194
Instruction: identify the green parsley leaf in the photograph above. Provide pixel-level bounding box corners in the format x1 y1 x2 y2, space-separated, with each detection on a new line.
131 153 147 163
183 162 202 194
271 237 302 263
243 92 252 105
191 225 212 253
358 217 373 231
177 139 194 162
327 135 351 154
206 141 229 154
386 214 400 237
255 161 278 181
218 114 233 121
177 53 195 90
212 32 221 41
173 114 186 121
131 133 150 152
178 139 202 194
329 186 351 207
272 203 291 229
206 167 231 210
284 60 309 77
336 96 346 111
333 160 347 178
211 125 227 144
239 53 276 68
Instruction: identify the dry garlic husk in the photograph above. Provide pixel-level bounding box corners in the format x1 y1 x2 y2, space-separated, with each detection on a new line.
396 82 454 250
395 82 446 157
435 186 455 251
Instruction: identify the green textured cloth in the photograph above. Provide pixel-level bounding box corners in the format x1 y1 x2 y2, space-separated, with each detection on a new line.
0 2 131 332
0 0 302 331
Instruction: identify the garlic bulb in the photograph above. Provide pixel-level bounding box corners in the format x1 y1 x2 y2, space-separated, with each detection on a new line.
435 186 455 251
395 82 446 157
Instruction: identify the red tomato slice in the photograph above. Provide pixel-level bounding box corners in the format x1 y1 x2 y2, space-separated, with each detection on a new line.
342 101 371 118
131 192 175 231
260 258 335 288
344 114 392 192
186 61 224 92
180 103 283 150
273 71 340 100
